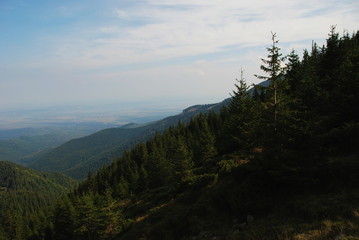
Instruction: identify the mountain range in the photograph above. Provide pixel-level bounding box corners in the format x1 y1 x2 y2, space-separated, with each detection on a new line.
27 99 230 179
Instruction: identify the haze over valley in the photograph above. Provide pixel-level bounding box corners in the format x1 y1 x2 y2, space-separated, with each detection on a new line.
0 101 194 130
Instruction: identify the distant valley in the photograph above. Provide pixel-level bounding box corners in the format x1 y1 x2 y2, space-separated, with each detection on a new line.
27 99 229 179
0 98 229 179
0 102 189 170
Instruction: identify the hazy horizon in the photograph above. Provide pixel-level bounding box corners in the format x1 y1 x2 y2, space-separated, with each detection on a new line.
0 96 226 129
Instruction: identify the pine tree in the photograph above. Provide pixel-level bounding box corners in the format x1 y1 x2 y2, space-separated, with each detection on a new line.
131 143 149 167
225 69 260 154
172 136 193 180
122 152 139 193
255 32 284 132
137 165 149 192
53 197 76 240
75 194 101 240
285 50 301 93
147 139 173 188
196 121 217 165
115 176 129 198
97 190 125 239
254 32 287 160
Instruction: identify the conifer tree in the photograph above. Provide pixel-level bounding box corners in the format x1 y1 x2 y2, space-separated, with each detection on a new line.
122 152 139 193
172 136 193 180
137 165 148 192
285 50 301 93
255 32 287 160
75 194 100 240
226 69 259 154
53 197 76 240
97 190 125 239
147 140 173 188
255 32 284 132
197 121 217 165
132 143 149 166
115 176 130 198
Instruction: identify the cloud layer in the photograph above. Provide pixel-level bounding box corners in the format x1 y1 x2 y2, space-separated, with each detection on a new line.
0 0 358 110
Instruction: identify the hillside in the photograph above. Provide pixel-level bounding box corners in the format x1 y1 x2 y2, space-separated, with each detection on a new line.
45 29 359 240
0 161 77 239
28 100 229 179
0 123 118 164
0 134 72 163
0 161 76 193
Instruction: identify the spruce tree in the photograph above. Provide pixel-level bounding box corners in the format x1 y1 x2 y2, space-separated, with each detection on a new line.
53 197 76 240
197 121 217 165
75 194 100 240
255 32 284 132
97 190 125 239
172 136 193 180
147 140 173 188
255 32 286 160
226 69 259 154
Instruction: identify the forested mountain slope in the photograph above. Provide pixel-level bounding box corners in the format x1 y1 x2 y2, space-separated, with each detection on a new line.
28 100 229 179
44 29 359 240
0 161 77 240
0 134 73 163
0 123 119 164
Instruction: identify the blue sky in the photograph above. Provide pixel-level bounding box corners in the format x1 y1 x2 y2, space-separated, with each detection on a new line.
0 0 358 110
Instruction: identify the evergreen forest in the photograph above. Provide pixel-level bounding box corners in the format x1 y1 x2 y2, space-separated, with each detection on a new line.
0 161 77 239
1 28 358 240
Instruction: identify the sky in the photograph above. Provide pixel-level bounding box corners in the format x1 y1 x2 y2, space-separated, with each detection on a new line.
0 0 358 111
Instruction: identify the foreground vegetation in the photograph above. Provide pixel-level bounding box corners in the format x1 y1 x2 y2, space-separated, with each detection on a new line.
0 161 77 239
1 27 358 239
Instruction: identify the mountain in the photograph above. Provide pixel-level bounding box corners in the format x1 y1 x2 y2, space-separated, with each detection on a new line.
0 123 119 164
0 134 73 163
0 160 76 194
28 99 229 179
0 122 118 140
0 161 77 239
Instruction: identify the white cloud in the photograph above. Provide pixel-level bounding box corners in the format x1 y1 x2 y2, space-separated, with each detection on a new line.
1 0 358 109
47 0 358 71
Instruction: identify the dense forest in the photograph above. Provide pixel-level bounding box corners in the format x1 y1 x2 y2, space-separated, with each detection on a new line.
0 161 77 240
1 28 358 239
